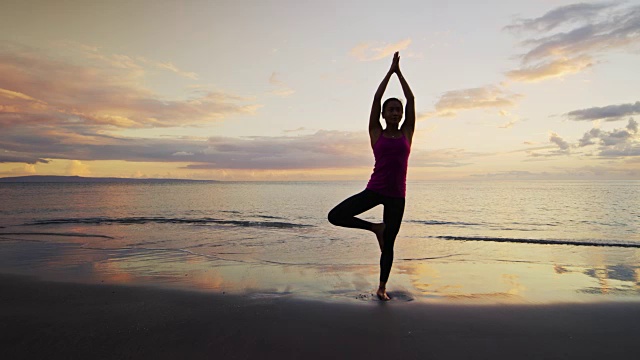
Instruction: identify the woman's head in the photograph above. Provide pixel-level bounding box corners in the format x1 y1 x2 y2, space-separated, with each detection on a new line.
382 98 403 126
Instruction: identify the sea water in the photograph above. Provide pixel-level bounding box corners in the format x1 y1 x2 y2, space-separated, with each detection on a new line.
1 180 639 303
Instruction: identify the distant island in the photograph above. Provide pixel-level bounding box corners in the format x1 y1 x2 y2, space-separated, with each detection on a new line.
0 175 220 183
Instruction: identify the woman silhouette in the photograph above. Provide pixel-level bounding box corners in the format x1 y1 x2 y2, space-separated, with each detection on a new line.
328 51 414 301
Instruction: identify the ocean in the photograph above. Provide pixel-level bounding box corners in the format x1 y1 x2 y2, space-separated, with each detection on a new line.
1 180 639 303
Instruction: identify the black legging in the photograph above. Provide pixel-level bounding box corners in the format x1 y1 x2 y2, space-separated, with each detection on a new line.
327 189 405 283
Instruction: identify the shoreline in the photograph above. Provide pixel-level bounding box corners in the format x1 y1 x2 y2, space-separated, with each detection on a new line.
1 234 639 305
0 235 640 305
2 273 640 359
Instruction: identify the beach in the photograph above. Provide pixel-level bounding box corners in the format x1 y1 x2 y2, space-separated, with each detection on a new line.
3 0 640 357
3 274 640 359
2 181 640 358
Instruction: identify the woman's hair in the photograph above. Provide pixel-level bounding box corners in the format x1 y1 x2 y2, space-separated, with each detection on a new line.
382 97 402 113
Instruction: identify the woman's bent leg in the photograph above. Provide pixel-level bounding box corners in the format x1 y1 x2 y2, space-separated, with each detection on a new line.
379 196 405 283
328 190 380 230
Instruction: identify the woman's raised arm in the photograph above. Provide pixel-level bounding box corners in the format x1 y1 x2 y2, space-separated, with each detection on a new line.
369 53 399 145
396 57 415 142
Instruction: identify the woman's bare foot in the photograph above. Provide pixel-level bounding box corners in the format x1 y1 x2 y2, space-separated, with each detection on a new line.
376 287 391 301
371 223 385 251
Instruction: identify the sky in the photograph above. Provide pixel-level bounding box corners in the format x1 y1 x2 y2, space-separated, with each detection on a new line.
1 0 639 181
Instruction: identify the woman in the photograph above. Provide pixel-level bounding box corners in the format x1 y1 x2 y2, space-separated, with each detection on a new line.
328 51 414 301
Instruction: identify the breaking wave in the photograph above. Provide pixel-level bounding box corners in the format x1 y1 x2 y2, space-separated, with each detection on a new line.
407 220 481 226
25 217 312 229
433 235 640 248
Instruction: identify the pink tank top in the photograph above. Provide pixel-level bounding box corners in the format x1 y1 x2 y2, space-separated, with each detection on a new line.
366 133 410 198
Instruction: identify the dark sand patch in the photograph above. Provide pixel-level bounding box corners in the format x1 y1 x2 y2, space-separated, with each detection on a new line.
2 274 640 359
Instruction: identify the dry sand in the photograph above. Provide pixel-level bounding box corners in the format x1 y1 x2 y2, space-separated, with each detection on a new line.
2 274 640 359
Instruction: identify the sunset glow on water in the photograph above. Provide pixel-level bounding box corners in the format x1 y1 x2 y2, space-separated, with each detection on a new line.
1 181 638 303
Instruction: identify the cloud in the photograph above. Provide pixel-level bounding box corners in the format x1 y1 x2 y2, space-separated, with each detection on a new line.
424 3 635 117
409 148 475 167
629 118 639 133
572 164 640 178
470 170 540 179
505 55 593 82
0 151 50 164
190 131 371 169
0 122 481 171
283 127 307 133
0 163 38 176
599 146 640 157
504 3 616 33
505 3 640 82
498 111 519 129
583 118 637 147
0 88 42 102
350 39 411 61
498 120 517 129
426 85 522 118
0 44 258 132
154 61 198 80
526 132 571 157
472 165 640 180
268 72 295 97
21 164 37 174
578 128 602 147
549 132 570 151
578 118 639 157
268 72 284 86
578 127 635 147
0 125 376 170
416 112 433 121
60 41 199 80
527 118 639 159
66 160 90 176
566 101 640 121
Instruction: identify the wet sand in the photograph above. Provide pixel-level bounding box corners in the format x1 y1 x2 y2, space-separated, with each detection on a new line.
2 274 640 360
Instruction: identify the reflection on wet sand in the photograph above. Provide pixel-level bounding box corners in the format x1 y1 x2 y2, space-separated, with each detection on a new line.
2 236 640 303
579 264 640 296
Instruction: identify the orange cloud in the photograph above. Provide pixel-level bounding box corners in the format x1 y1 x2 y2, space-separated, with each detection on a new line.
505 3 640 82
506 56 593 82
66 160 91 176
421 85 522 119
350 38 412 61
0 44 258 131
60 41 198 80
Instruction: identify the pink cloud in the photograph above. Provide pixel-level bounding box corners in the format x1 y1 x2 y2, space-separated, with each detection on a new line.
0 44 258 131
